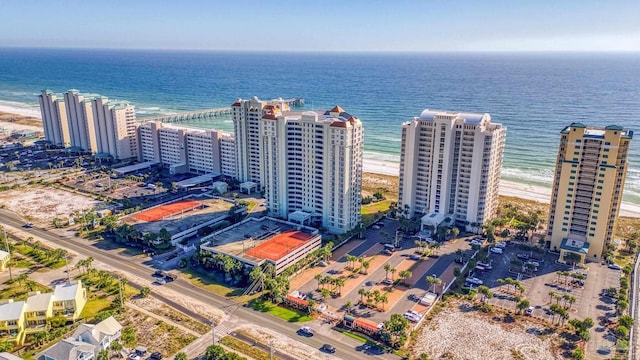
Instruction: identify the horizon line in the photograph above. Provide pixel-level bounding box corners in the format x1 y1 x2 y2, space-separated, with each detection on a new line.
1 46 639 54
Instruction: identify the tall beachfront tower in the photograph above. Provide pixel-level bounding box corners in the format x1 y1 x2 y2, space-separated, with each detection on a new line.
547 123 633 263
39 90 70 147
398 109 505 233
259 105 363 234
231 97 290 183
39 89 138 160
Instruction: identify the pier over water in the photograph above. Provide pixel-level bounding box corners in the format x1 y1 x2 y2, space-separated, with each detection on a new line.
137 98 304 123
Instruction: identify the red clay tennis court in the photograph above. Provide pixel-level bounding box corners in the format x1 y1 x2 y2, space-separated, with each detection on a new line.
246 230 312 261
133 200 203 222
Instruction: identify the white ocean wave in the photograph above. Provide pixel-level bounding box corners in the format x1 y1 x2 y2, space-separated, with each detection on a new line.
363 151 400 163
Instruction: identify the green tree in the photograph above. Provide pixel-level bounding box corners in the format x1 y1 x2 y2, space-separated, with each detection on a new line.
0 340 12 352
478 285 493 303
619 315 634 329
121 326 137 347
175 353 188 360
139 286 151 298
48 313 68 328
384 263 392 279
516 299 531 314
110 340 123 358
399 270 412 285
380 313 409 349
426 275 442 293
205 345 226 360
97 349 109 360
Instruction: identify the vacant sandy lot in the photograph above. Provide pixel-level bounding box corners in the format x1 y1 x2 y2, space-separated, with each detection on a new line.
413 302 562 360
0 186 101 223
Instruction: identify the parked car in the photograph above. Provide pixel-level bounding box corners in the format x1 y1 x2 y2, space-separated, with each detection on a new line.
495 242 507 249
406 310 422 319
525 306 535 316
516 253 530 260
571 279 585 287
149 352 162 360
156 278 166 285
409 254 421 260
608 264 622 270
382 249 393 256
465 277 483 285
525 260 540 268
470 240 483 246
403 313 420 322
490 247 503 254
321 344 336 353
382 278 393 286
128 354 140 360
318 261 329 267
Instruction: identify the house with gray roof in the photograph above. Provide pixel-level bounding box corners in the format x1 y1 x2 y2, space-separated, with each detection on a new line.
71 316 122 356
36 338 95 360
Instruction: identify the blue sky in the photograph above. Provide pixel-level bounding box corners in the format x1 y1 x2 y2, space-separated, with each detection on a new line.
1 0 638 51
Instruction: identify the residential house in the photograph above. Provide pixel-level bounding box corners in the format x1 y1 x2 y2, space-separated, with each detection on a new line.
23 292 53 335
0 300 26 344
71 316 122 356
52 281 87 321
36 338 95 360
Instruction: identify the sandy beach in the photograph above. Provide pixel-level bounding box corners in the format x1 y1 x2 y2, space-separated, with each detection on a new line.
2 105 639 218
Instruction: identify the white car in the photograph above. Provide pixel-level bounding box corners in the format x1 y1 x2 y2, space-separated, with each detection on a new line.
525 306 535 316
466 277 483 285
382 278 393 286
490 247 503 254
495 242 507 249
406 310 422 319
470 240 483 246
156 278 166 285
128 354 140 360
403 313 420 323
525 261 540 267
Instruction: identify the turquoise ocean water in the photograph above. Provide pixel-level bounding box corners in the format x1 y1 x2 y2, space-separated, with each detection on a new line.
0 49 638 203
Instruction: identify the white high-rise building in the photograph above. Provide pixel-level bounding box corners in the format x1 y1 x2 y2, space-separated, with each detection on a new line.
398 109 506 232
39 90 70 147
137 121 235 176
231 97 290 183
39 89 137 160
259 105 363 234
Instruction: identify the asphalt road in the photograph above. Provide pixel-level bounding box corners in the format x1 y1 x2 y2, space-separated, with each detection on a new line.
0 209 400 360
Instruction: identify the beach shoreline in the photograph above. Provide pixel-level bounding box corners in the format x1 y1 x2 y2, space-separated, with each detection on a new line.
2 105 638 218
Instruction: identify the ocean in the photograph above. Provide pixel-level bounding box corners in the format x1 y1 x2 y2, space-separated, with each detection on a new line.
0 48 639 203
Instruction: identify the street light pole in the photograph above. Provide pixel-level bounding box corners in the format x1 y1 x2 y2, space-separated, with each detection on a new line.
269 339 274 360
64 256 71 284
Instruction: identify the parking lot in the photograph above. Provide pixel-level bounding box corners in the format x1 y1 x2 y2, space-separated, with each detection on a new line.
291 218 474 325
467 240 623 356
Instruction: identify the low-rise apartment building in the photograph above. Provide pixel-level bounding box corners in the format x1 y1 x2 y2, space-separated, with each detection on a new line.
137 121 235 176
0 250 9 272
0 300 26 344
37 316 122 360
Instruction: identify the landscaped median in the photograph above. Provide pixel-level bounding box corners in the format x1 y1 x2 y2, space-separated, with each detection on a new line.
220 336 278 360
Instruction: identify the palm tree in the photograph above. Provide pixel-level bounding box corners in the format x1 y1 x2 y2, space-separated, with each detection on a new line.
390 267 397 281
344 300 353 314
16 273 28 285
358 287 367 304
516 299 531 314
384 263 392 279
426 276 442 293
362 260 371 275
110 340 123 359
334 277 346 296
548 290 556 304
314 274 323 291
478 285 493 303
399 270 412 286
379 293 389 310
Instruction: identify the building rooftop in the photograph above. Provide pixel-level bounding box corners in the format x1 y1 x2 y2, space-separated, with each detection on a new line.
201 217 319 264
53 281 81 302
25 292 53 312
0 249 9 259
0 300 26 321
0 352 23 360
38 338 95 360
176 173 221 189
245 230 314 261
418 109 486 124
73 316 122 343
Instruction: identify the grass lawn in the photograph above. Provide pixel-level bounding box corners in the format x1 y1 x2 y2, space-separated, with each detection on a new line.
13 244 66 269
13 258 34 268
180 265 244 298
361 199 392 227
0 279 50 300
220 336 275 360
249 299 313 323
336 328 369 343
80 296 113 321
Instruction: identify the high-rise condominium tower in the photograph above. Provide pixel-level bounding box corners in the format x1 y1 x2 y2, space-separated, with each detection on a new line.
231 97 290 183
398 109 505 232
39 89 137 160
547 123 633 263
39 90 70 147
259 105 363 234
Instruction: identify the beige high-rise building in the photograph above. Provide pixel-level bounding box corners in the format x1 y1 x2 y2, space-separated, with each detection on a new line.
398 109 505 233
39 90 70 147
259 105 363 234
137 121 235 176
39 89 137 160
231 97 290 184
547 123 633 263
